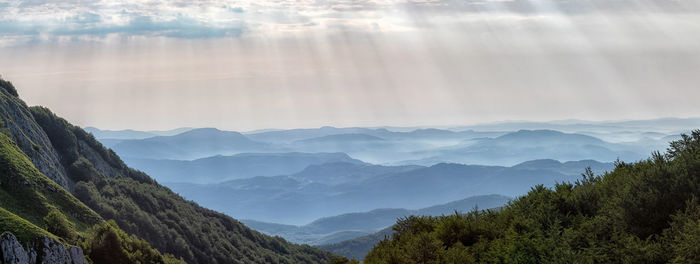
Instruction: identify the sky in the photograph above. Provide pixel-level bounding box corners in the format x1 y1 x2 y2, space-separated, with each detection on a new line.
0 0 699 131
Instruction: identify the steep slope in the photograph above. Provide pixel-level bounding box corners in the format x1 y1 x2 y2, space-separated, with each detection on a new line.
29 106 333 263
0 84 179 263
0 132 101 231
0 81 333 263
0 86 70 190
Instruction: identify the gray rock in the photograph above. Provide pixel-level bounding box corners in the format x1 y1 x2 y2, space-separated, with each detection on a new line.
0 232 88 264
1 232 30 264
67 247 87 264
38 236 72 264
0 88 71 190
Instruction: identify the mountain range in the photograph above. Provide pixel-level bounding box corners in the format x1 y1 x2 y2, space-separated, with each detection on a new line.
241 194 510 245
125 152 364 184
167 159 614 224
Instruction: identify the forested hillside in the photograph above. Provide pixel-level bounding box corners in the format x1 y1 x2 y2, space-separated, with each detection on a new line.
362 131 700 263
0 79 333 263
0 80 181 263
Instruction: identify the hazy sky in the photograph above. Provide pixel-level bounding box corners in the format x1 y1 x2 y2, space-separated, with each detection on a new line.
1 0 699 131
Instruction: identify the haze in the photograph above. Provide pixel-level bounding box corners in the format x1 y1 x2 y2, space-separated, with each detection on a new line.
1 0 699 131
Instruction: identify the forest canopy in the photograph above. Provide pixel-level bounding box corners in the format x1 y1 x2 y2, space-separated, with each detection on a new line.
363 131 700 263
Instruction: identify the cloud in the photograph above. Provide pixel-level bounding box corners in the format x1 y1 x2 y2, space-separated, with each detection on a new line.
0 0 698 45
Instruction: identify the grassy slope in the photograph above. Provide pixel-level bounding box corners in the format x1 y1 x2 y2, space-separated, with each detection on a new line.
0 207 58 244
0 131 101 234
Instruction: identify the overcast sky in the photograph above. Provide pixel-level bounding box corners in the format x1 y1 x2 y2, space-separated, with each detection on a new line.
1 0 699 131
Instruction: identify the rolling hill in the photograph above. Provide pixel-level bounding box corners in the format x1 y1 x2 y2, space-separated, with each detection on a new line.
126 153 365 184
112 128 276 160
403 129 647 166
241 195 510 245
168 159 613 224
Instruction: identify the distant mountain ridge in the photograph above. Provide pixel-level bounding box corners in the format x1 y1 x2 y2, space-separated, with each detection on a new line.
127 152 365 184
112 128 275 159
402 129 646 166
169 159 614 224
84 126 193 139
241 194 510 245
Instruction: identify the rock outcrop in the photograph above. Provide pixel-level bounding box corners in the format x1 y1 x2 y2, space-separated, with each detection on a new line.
0 233 86 264
0 88 71 190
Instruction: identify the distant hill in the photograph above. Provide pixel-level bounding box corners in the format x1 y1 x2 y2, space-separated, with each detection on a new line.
452 118 700 134
318 227 394 261
511 159 614 176
84 127 193 139
241 195 510 245
289 162 422 185
169 160 612 224
294 133 386 144
112 128 275 159
403 129 646 166
84 127 157 139
127 152 364 183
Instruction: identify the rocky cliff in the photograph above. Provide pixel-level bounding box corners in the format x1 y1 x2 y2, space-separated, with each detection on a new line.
0 88 71 191
0 232 86 264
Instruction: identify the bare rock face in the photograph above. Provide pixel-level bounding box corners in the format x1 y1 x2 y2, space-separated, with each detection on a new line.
67 247 87 264
77 140 122 178
37 236 72 264
0 89 71 190
0 232 87 264
1 233 30 264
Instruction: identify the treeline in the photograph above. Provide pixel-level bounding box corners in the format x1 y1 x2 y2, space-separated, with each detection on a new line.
362 131 700 263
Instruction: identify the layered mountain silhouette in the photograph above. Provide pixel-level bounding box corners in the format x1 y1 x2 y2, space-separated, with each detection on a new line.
241 194 510 245
168 159 614 224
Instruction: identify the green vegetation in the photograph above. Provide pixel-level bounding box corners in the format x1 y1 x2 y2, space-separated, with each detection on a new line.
30 106 152 183
363 131 700 263
81 220 184 264
0 85 234 263
0 127 176 264
0 77 18 97
30 100 333 263
0 131 101 236
43 209 78 241
0 207 58 245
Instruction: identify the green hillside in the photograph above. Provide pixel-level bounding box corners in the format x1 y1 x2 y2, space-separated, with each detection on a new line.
0 83 184 263
0 131 101 233
362 131 700 263
0 79 333 263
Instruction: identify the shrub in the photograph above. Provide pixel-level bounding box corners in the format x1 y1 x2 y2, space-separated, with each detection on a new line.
43 209 77 241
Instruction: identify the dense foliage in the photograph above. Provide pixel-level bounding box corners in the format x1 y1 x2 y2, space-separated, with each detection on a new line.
30 105 333 263
0 131 101 233
43 209 77 241
81 220 183 264
0 77 18 97
364 131 700 263
0 123 178 264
